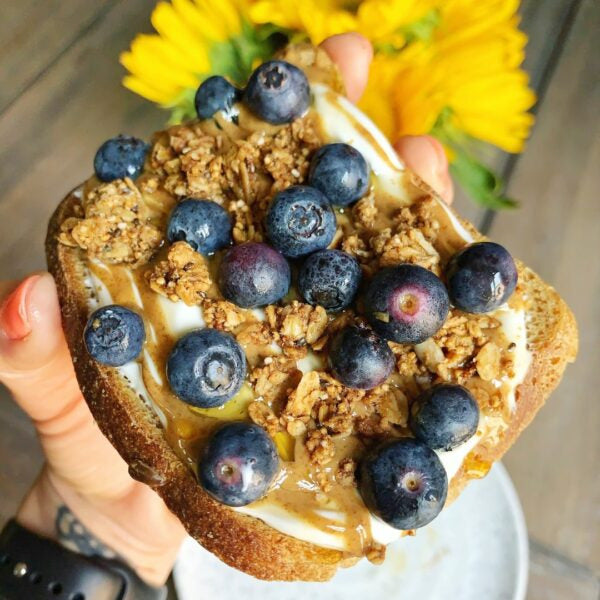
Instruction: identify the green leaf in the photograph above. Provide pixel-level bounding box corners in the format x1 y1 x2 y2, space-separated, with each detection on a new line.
402 8 441 44
209 38 247 84
449 149 518 210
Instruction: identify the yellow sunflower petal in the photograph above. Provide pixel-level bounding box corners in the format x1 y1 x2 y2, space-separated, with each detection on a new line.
206 0 244 35
356 0 437 42
172 0 228 42
296 3 357 44
151 2 211 72
121 37 201 89
248 1 302 29
122 75 176 105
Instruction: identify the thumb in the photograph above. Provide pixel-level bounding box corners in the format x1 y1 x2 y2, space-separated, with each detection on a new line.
0 273 82 422
394 135 454 204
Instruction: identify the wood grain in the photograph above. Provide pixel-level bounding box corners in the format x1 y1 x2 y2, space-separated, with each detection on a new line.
492 0 600 573
0 389 43 524
0 0 163 280
0 0 160 531
0 1 119 113
453 0 581 232
528 541 600 600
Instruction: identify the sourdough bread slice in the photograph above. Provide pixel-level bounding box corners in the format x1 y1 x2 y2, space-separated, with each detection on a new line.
45 44 577 581
46 183 577 580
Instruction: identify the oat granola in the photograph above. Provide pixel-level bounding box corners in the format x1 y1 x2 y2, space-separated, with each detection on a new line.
146 241 212 304
59 178 162 265
265 301 328 357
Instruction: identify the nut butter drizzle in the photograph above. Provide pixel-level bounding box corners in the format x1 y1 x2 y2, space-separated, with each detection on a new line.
83 83 526 555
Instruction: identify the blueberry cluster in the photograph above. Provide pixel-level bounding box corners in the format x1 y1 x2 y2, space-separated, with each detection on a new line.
358 382 480 530
84 60 520 519
194 60 310 125
355 241 516 530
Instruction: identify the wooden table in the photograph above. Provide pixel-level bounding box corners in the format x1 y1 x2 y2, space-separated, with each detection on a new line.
0 1 598 597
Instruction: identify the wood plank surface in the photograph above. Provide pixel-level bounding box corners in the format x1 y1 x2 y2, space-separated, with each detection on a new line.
0 396 43 524
0 1 118 113
453 0 582 231
528 541 600 600
0 0 163 280
492 0 600 574
0 0 160 520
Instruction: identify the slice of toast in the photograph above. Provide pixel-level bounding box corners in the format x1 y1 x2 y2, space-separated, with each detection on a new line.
45 46 577 581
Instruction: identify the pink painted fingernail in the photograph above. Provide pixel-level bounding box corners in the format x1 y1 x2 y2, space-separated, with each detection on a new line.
0 276 40 341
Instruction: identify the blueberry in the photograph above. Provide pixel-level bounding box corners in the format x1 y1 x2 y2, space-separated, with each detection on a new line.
329 325 394 389
359 438 448 530
84 305 145 366
446 242 518 313
364 264 449 344
409 384 480 451
167 199 232 255
219 242 290 308
195 76 241 120
308 143 370 206
166 329 246 408
199 422 279 507
244 60 310 124
266 186 336 258
93 135 149 182
298 249 361 311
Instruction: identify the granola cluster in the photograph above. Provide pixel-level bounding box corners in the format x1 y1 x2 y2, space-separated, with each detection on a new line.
146 241 212 304
244 358 411 467
249 357 301 405
265 302 328 358
150 116 321 243
59 178 162 265
249 368 409 465
340 197 442 277
430 310 506 383
202 299 249 332
239 301 511 470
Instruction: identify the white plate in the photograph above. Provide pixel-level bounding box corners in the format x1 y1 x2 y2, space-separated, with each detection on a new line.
174 463 528 600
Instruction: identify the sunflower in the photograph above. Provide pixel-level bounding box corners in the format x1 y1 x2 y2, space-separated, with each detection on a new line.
358 0 535 207
121 0 536 208
248 0 358 44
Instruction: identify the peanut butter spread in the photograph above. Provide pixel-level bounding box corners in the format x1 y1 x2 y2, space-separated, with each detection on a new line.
60 67 529 559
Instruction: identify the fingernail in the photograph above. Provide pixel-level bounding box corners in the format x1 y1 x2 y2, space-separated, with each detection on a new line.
0 276 41 341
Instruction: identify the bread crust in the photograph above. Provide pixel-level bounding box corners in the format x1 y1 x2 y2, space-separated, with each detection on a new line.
46 186 577 581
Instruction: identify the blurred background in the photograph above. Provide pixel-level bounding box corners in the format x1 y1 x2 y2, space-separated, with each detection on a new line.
0 0 598 598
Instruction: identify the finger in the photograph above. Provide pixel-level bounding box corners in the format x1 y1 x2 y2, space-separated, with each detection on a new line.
394 135 454 204
0 273 82 421
320 32 373 103
0 273 136 497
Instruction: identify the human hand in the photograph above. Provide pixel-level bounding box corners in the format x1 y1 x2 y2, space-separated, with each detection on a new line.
321 32 454 204
0 273 186 586
0 32 452 588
